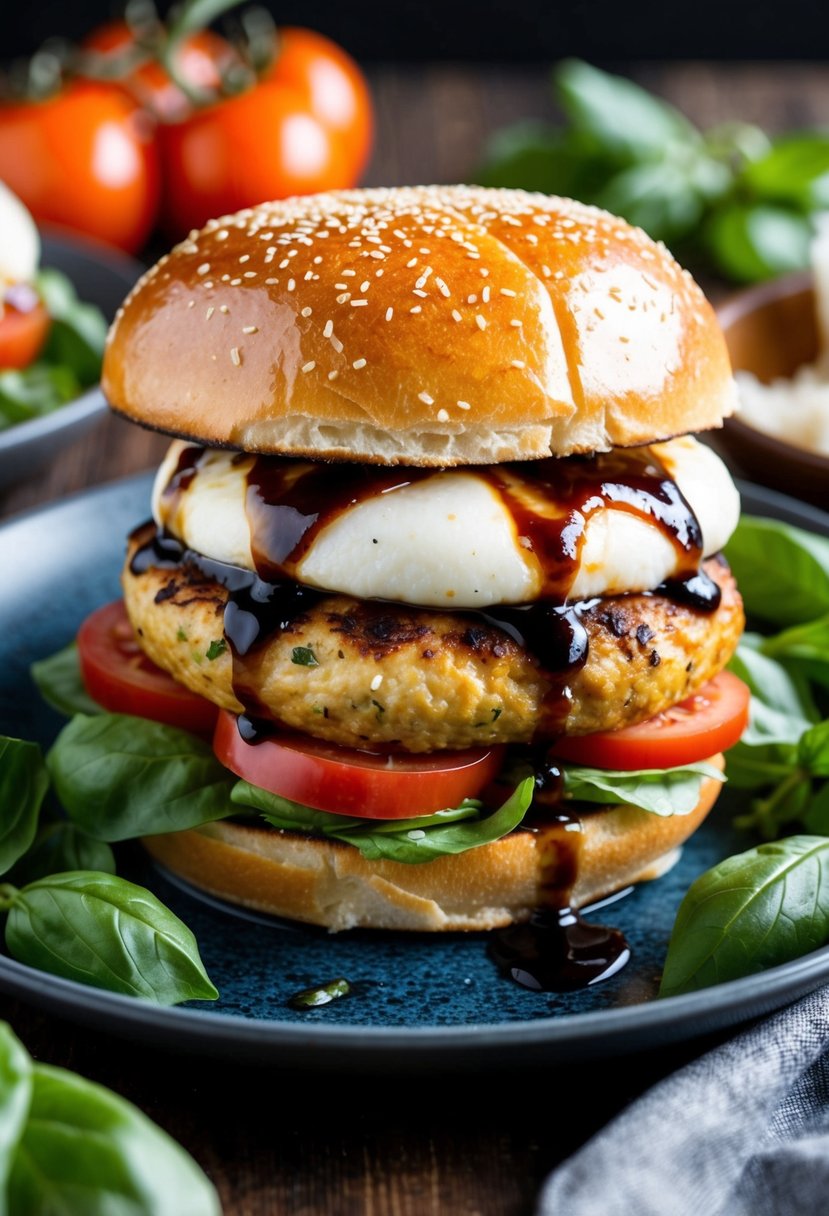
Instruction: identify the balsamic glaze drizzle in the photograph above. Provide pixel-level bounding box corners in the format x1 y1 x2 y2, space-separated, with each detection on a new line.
134 445 724 994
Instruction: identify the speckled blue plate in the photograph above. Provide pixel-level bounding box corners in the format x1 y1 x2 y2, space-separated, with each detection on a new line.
1 475 828 1071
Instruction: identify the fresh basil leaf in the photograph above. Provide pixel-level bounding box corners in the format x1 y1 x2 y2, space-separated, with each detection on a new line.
0 364 81 427
7 1060 221 1216
0 1023 32 1212
554 58 698 161
596 160 705 242
476 123 614 197
5 871 218 1004
803 782 829 834
563 761 724 817
30 642 103 717
660 835 829 997
36 267 107 386
705 202 813 282
330 778 534 863
231 782 366 832
728 637 819 724
47 714 234 842
9 822 116 887
724 516 829 627
739 135 829 207
761 615 829 689
0 738 49 878
799 721 829 777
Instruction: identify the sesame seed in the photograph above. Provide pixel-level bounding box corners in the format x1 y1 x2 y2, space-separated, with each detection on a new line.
370 251 385 259
467 294 477 304
482 285 491 303
410 305 422 314
230 278 242 286
353 358 367 369
418 391 434 405
510 319 522 327
301 307 312 318
216 230 229 241
436 277 450 297
415 268 433 289
500 288 517 297
220 305 229 314
456 400 471 410
279 259 290 269
351 299 368 307
323 319 334 338
336 293 351 304
287 279 296 291
242 324 258 334
335 283 348 290
511 359 526 369
239 254 250 263
476 315 487 330
328 370 339 381
301 361 316 373
313 256 323 264
265 278 278 285
437 409 449 422
406 257 418 268
303 270 313 281
230 347 241 366
244 272 257 278
342 269 356 277
360 280 370 292
197 263 210 275
451 309 462 323
206 306 214 320
331 335 344 353
413 288 427 298
370 674 383 691
385 307 394 321
187 300 195 308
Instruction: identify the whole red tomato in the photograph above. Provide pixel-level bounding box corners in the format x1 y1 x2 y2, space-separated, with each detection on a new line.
0 81 160 254
266 28 373 181
158 79 353 236
158 25 373 237
83 21 236 122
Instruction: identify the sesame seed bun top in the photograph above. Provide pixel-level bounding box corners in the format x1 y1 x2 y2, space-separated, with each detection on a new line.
102 185 736 466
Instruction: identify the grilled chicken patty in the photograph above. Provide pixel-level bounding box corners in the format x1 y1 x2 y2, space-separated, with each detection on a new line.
123 529 744 752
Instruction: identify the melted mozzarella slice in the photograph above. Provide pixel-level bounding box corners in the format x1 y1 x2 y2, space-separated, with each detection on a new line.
152 435 740 608
0 182 39 288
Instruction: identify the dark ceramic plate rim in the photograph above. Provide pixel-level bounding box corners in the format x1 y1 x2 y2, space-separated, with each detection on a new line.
0 475 828 1068
0 233 143 453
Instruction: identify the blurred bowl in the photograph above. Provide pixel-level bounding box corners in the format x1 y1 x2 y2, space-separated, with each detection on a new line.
0 231 143 490
715 271 829 508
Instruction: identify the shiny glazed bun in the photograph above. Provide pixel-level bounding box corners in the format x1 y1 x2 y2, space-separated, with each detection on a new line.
143 757 723 932
102 186 736 466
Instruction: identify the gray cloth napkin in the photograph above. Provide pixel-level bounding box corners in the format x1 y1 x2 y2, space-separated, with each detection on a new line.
538 985 829 1216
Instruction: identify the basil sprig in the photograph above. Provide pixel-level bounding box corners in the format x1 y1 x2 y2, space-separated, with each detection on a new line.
48 714 235 841
0 1023 221 1216
232 778 535 864
476 58 829 283
0 739 49 877
0 873 217 1005
30 642 102 718
562 761 724 817
660 836 829 997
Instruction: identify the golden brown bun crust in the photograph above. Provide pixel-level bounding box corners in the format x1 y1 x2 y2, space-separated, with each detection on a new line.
103 186 735 466
143 755 724 931
123 534 744 750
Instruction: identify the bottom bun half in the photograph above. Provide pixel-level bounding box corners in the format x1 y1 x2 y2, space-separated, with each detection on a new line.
142 756 724 932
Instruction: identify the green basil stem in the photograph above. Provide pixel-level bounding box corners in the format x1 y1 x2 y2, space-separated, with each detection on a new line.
0 884 18 912
739 768 809 837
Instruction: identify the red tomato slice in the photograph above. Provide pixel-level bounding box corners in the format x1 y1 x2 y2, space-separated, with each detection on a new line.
77 600 219 737
213 709 506 819
0 299 50 370
550 671 750 771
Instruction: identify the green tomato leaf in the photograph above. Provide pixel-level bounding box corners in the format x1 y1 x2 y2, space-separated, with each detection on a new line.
554 58 699 160
47 714 234 842
30 642 103 718
724 516 829 627
0 738 49 877
7 1060 221 1216
705 202 813 282
9 822 116 887
660 835 829 997
563 761 724 817
0 1023 32 1214
5 871 218 1004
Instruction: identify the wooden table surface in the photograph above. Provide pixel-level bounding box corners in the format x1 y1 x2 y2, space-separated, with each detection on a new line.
0 61 823 1215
